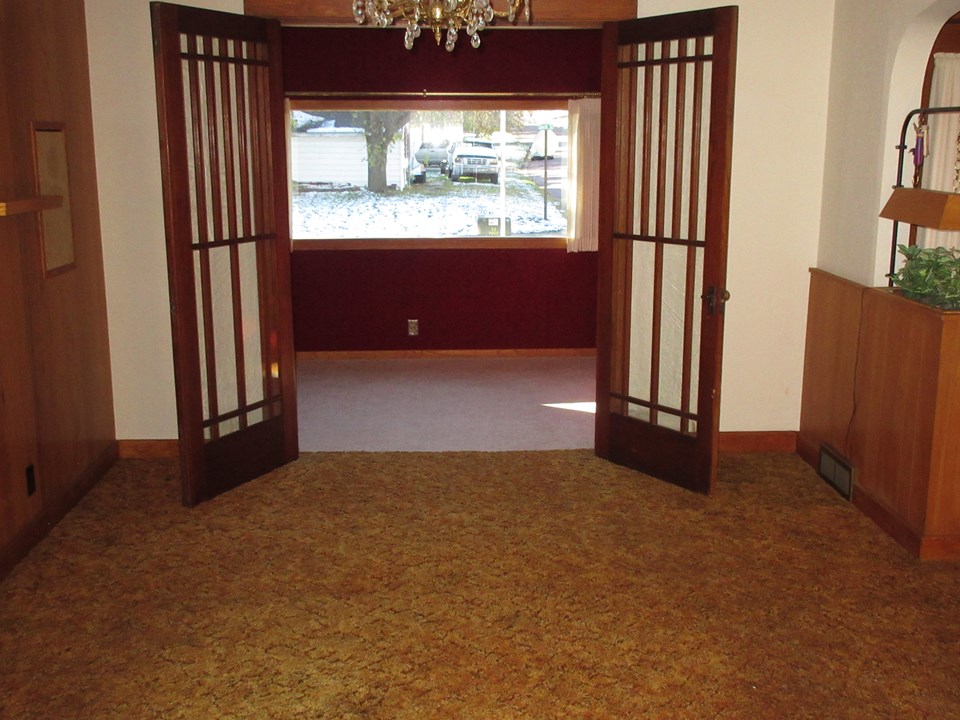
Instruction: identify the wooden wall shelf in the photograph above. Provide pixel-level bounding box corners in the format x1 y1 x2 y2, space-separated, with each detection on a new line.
0 195 62 217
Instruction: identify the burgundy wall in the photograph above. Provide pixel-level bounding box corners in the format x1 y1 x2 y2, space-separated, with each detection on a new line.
292 249 597 351
283 27 601 352
282 27 602 97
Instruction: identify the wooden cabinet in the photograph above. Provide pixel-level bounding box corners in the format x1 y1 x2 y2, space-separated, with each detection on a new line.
801 272 960 560
849 287 960 560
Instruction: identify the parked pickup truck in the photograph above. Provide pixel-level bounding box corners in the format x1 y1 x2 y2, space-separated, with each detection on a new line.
447 141 500 183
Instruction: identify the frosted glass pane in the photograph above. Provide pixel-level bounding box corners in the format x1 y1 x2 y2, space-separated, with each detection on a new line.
212 58 226 242
209 245 239 429
194 252 209 425
657 244 688 432
661 46 679 239
219 417 240 436
690 246 704 424
628 404 651 423
183 58 199 245
627 241 655 405
698 55 713 243
644 55 660 239
677 44 696 241
239 241 264 407
197 60 214 245
227 51 245 238
238 55 254 237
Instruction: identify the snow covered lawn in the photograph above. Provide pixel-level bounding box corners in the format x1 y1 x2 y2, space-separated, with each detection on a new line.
292 172 566 239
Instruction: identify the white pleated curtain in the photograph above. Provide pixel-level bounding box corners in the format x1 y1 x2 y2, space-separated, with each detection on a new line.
566 97 601 252
919 53 960 249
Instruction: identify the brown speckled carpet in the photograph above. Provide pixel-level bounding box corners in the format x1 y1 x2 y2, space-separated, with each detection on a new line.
1 451 959 719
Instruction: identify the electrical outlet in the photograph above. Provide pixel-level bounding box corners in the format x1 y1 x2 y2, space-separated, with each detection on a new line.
25 464 36 497
407 319 419 336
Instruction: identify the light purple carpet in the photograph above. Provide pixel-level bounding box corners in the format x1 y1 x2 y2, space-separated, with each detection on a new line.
297 355 596 451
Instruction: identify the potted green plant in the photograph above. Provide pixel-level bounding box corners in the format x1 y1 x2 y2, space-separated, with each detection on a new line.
887 243 960 310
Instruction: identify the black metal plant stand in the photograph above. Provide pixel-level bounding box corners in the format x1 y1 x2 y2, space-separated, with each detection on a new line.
886 105 960 282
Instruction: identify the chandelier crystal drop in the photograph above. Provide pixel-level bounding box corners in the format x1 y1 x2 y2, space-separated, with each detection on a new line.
352 0 531 52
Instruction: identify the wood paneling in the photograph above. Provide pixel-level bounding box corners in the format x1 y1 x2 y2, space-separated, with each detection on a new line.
0 0 44 557
0 0 116 576
0 442 116 580
6 0 116 500
0 232 44 552
797 269 863 466
291 248 597 352
282 26 601 97
245 0 636 26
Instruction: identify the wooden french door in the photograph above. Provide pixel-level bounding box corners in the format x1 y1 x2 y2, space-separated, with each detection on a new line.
595 7 738 494
151 2 298 506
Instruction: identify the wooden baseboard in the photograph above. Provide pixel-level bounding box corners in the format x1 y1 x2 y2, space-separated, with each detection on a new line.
916 535 960 561
118 432 794 459
297 348 597 360
795 432 821 470
0 441 118 580
853 487 960 560
852 486 923 558
118 439 180 459
718 431 797 454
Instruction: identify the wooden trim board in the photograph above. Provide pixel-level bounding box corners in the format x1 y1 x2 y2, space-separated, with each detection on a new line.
718 431 797 454
120 432 797 458
297 348 597 360
117 440 180 459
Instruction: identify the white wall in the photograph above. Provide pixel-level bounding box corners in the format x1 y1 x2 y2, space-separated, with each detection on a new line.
637 0 837 432
85 0 242 440
818 0 960 286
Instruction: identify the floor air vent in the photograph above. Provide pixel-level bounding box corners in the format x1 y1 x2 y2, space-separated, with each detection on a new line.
818 445 853 500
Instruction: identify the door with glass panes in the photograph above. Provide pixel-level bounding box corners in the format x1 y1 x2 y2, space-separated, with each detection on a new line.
595 7 738 494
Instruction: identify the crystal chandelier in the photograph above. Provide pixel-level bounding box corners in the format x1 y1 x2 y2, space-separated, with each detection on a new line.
352 0 531 52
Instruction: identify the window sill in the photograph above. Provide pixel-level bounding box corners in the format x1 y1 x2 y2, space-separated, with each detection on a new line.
292 237 568 251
